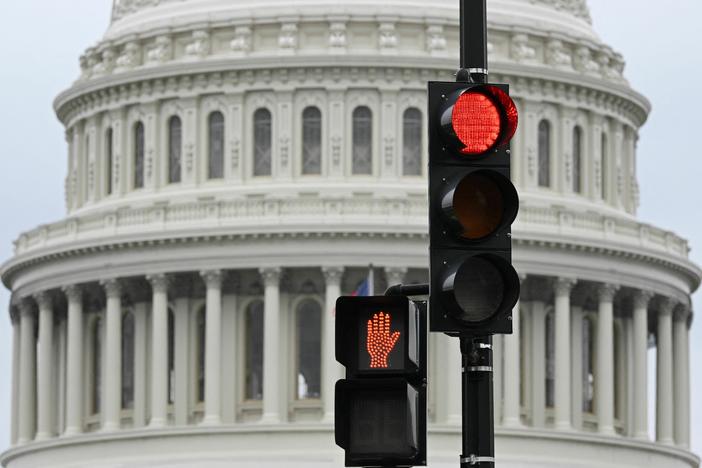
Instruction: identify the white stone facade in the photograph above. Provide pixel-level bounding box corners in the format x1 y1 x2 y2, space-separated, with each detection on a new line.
1 0 699 467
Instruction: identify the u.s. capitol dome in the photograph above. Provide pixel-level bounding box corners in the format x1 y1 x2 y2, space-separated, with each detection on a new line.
1 0 699 467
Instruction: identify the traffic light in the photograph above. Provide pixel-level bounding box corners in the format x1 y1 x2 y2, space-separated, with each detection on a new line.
428 81 520 336
334 296 426 467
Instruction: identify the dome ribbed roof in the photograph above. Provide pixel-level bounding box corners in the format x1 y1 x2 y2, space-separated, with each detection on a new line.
107 0 598 42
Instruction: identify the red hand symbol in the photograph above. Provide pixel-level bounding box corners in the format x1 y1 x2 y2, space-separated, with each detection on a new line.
366 312 401 368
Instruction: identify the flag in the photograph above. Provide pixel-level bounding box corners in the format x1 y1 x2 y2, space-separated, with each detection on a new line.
352 264 374 296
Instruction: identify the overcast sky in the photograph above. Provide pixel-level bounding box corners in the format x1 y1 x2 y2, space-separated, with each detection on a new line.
0 0 700 457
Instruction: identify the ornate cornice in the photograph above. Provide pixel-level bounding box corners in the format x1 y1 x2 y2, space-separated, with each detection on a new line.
4 198 698 292
529 0 591 23
59 17 640 124
111 0 185 22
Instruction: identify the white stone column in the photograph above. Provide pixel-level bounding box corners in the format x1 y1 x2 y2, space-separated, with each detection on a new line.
10 311 21 445
656 298 676 445
446 335 462 425
35 292 55 440
18 301 37 444
530 301 546 428
673 309 690 448
554 278 575 430
502 297 522 428
63 286 84 436
260 267 282 424
596 284 617 435
632 290 652 439
102 279 122 432
684 314 691 447
201 270 223 425
656 298 675 444
493 334 503 425
322 266 344 423
149 274 170 427
173 296 191 426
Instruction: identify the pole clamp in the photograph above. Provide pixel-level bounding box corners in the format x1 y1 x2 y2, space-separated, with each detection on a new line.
461 455 495 465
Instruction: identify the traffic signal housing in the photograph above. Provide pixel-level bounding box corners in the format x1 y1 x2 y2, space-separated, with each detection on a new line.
334 296 426 467
428 82 520 336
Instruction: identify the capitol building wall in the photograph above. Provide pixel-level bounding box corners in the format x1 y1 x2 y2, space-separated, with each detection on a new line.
1 0 699 467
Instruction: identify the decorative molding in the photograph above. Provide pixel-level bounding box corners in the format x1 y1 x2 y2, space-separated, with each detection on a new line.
322 266 344 285
101 278 122 298
200 269 222 289
632 290 654 309
657 297 677 316
554 277 576 296
34 291 53 311
529 0 592 23
259 267 282 286
384 267 407 287
596 283 619 303
147 273 170 293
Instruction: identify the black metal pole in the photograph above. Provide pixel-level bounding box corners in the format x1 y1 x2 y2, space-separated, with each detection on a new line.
459 336 495 468
458 0 488 83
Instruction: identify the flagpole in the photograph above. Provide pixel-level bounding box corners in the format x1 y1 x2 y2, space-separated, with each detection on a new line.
368 264 374 296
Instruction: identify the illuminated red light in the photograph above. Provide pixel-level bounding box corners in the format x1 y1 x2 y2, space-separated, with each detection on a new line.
366 312 401 368
451 91 501 155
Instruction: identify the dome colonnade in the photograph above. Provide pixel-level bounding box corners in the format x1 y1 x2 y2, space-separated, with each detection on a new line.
1 0 699 467
4 267 695 464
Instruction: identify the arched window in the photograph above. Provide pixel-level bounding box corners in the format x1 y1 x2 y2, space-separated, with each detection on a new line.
245 300 264 400
134 122 145 189
572 126 582 193
106 128 113 195
253 108 272 177
545 311 555 409
168 310 175 404
601 134 608 201
352 106 372 175
582 316 595 413
302 107 322 175
121 312 135 410
91 317 103 415
296 299 322 399
208 111 225 179
196 307 206 403
402 108 423 176
168 116 182 184
538 120 551 188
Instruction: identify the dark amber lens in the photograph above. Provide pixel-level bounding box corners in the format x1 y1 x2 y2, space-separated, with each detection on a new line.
453 173 504 240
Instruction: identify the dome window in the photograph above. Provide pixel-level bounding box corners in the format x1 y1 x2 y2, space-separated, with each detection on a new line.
133 122 145 189
208 112 225 179
253 109 272 177
168 116 182 184
302 107 322 175
106 128 113 195
573 126 583 194
538 120 551 188
352 106 372 175
402 108 422 176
